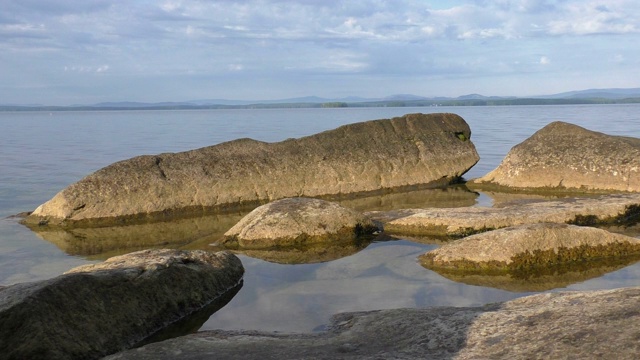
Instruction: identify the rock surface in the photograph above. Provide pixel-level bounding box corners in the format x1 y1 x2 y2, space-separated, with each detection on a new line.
25 113 479 227
419 223 640 273
0 249 244 360
222 197 377 249
468 121 640 193
369 193 640 237
105 287 640 360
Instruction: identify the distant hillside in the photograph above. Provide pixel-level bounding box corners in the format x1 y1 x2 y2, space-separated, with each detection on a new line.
2 88 640 111
540 88 640 100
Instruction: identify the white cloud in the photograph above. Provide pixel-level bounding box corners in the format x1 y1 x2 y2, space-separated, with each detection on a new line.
1 0 640 104
227 64 243 71
547 1 640 35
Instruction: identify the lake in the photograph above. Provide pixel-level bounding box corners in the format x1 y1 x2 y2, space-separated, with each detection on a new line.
1 104 640 333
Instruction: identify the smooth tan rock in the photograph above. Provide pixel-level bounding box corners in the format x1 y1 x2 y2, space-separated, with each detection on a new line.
26 113 479 227
371 193 640 237
222 197 377 249
419 223 640 272
0 249 244 360
105 287 640 360
468 121 640 193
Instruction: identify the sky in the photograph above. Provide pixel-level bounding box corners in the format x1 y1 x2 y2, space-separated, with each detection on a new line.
1 0 639 105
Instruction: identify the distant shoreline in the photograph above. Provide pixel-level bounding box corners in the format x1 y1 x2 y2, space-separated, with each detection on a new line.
2 97 640 112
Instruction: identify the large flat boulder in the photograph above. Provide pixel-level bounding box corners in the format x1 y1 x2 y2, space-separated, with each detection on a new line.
0 249 244 360
25 113 479 227
419 223 640 273
221 197 377 249
105 287 640 359
370 193 640 237
468 121 640 193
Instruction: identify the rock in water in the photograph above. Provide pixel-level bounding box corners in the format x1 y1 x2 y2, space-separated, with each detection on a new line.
468 121 640 193
419 223 640 273
25 113 478 227
370 193 640 237
0 249 244 360
222 197 377 249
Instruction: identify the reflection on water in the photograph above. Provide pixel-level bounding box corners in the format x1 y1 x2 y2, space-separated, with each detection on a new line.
217 235 376 265
5 105 640 336
25 212 246 260
335 184 478 211
19 186 640 334
25 186 478 261
428 255 640 292
136 282 243 347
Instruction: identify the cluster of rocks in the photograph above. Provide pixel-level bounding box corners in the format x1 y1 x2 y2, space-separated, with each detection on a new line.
8 114 640 358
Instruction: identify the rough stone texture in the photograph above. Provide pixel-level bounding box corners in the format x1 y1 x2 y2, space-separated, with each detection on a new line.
105 287 640 360
369 193 640 237
419 223 640 272
468 121 640 193
222 197 377 249
0 249 244 360
25 113 479 227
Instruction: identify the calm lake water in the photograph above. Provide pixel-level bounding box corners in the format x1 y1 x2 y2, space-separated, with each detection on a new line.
1 104 640 333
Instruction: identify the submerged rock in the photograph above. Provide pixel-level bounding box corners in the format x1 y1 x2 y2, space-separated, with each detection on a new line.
468 121 640 193
0 249 244 360
105 287 640 360
222 197 377 249
25 113 479 227
419 223 640 273
370 193 640 237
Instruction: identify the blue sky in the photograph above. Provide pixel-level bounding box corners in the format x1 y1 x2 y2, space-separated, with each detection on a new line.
2 0 639 105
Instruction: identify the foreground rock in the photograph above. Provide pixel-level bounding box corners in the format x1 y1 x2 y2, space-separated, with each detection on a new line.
222 197 378 249
420 223 640 274
369 193 640 237
0 249 244 360
106 287 640 360
25 113 479 227
468 121 640 193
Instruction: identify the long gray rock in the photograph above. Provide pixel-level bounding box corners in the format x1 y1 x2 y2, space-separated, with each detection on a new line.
419 223 640 273
222 197 377 249
370 193 640 237
0 249 244 360
25 113 479 227
105 287 640 360
468 121 640 193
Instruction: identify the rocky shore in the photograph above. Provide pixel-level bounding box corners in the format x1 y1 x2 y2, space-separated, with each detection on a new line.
8 115 640 359
105 287 640 360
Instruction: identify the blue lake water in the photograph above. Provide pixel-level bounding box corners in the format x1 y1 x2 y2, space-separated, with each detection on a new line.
1 104 640 333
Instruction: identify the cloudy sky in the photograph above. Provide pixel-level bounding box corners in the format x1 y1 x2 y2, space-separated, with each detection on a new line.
2 0 639 105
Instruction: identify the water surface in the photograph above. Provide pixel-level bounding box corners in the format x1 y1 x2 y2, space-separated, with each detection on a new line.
2 105 640 333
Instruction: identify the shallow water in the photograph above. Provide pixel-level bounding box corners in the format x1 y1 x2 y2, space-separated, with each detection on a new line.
1 105 640 333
